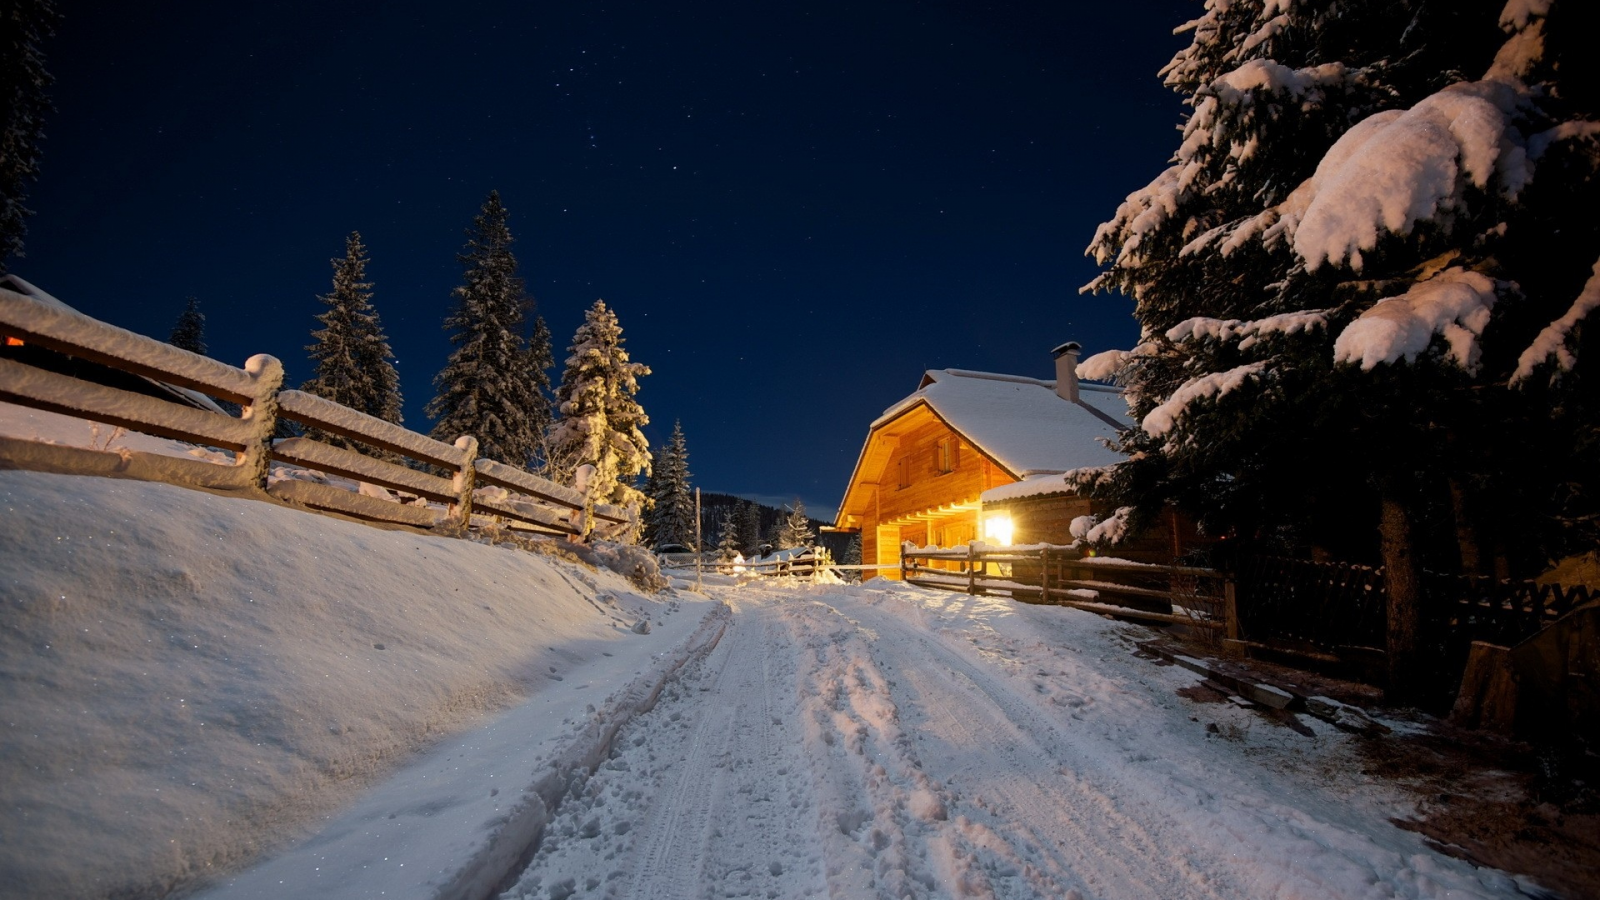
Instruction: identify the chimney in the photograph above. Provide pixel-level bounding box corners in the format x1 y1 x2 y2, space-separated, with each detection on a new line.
1051 341 1081 402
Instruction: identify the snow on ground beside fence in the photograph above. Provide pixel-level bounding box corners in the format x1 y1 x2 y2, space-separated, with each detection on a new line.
0 469 712 900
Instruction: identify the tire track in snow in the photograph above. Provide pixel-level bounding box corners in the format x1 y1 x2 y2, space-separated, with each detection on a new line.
623 629 741 900
835 596 1237 900
625 604 827 900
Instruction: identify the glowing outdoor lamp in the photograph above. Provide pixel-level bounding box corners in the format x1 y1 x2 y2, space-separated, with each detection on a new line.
982 512 1014 547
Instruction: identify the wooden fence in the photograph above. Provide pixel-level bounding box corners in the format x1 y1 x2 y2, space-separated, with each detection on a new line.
902 543 1592 694
661 547 838 580
1236 555 1592 666
0 278 630 540
900 542 1235 631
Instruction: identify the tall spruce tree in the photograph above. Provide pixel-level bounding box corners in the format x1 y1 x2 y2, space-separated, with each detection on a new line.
168 297 206 356
303 232 402 449
547 299 652 516
1081 0 1599 701
844 533 863 582
0 0 58 271
776 499 814 550
738 500 764 556
643 420 695 549
428 192 544 466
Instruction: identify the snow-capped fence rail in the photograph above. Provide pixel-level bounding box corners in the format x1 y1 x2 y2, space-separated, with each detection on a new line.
900 542 1235 632
0 279 624 540
0 282 284 490
660 547 849 581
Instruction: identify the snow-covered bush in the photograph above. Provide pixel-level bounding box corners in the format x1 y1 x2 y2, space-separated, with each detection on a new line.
580 541 669 593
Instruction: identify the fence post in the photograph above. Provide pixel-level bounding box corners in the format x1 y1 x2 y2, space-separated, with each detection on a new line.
968 540 978 595
1041 547 1051 605
900 540 909 582
449 435 478 529
1223 579 1241 656
238 354 284 489
569 463 597 541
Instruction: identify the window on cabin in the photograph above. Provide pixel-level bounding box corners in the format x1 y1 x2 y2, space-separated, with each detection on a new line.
935 437 958 474
897 456 911 489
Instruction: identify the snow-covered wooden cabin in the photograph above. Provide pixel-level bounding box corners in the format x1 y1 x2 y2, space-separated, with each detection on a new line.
833 343 1140 578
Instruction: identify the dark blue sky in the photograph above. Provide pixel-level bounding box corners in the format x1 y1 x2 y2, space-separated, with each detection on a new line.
19 0 1195 516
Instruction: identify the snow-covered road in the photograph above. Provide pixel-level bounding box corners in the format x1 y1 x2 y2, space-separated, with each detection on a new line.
506 579 1532 900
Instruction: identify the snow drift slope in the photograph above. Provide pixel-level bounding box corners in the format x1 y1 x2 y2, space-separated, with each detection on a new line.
0 471 685 900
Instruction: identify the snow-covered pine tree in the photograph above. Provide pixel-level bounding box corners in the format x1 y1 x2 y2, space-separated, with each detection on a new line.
738 500 763 556
547 299 652 521
303 232 403 451
0 0 58 271
843 533 863 583
716 509 742 563
168 297 206 356
428 192 544 467
642 420 695 549
775 499 814 551
1081 0 1600 701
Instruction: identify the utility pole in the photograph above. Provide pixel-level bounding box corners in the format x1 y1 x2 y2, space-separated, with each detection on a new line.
694 487 703 592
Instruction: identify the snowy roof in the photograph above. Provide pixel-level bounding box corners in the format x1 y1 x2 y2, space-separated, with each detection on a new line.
873 369 1130 478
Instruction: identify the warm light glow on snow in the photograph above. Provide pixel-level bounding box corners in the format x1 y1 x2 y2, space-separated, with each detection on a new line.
982 512 1014 546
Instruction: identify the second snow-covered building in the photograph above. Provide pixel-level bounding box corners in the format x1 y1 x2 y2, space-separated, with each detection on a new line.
833 343 1157 578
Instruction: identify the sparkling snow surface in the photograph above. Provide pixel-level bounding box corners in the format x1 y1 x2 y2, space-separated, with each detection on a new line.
0 470 707 900
0 469 1538 900
502 580 1530 900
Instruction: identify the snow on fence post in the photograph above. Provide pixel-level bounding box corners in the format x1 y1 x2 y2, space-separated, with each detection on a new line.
237 354 284 489
449 436 478 529
569 464 597 541
968 540 980 595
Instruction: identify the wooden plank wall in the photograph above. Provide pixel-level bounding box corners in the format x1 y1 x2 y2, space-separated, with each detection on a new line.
876 411 999 522
847 406 1014 579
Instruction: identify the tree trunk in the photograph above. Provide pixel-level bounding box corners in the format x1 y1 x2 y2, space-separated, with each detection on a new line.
1448 478 1482 576
1379 489 1425 705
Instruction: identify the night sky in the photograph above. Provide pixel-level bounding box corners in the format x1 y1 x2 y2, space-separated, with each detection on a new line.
18 0 1196 516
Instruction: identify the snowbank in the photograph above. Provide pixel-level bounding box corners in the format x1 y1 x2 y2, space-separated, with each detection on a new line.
0 470 703 899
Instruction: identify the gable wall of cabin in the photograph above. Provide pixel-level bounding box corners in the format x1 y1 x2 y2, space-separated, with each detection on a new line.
846 406 1014 579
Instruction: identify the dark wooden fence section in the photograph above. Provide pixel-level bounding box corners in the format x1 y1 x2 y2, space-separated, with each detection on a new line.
900 543 1233 630
1235 556 1592 655
904 542 1592 697
1233 557 1387 660
1434 573 1592 647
